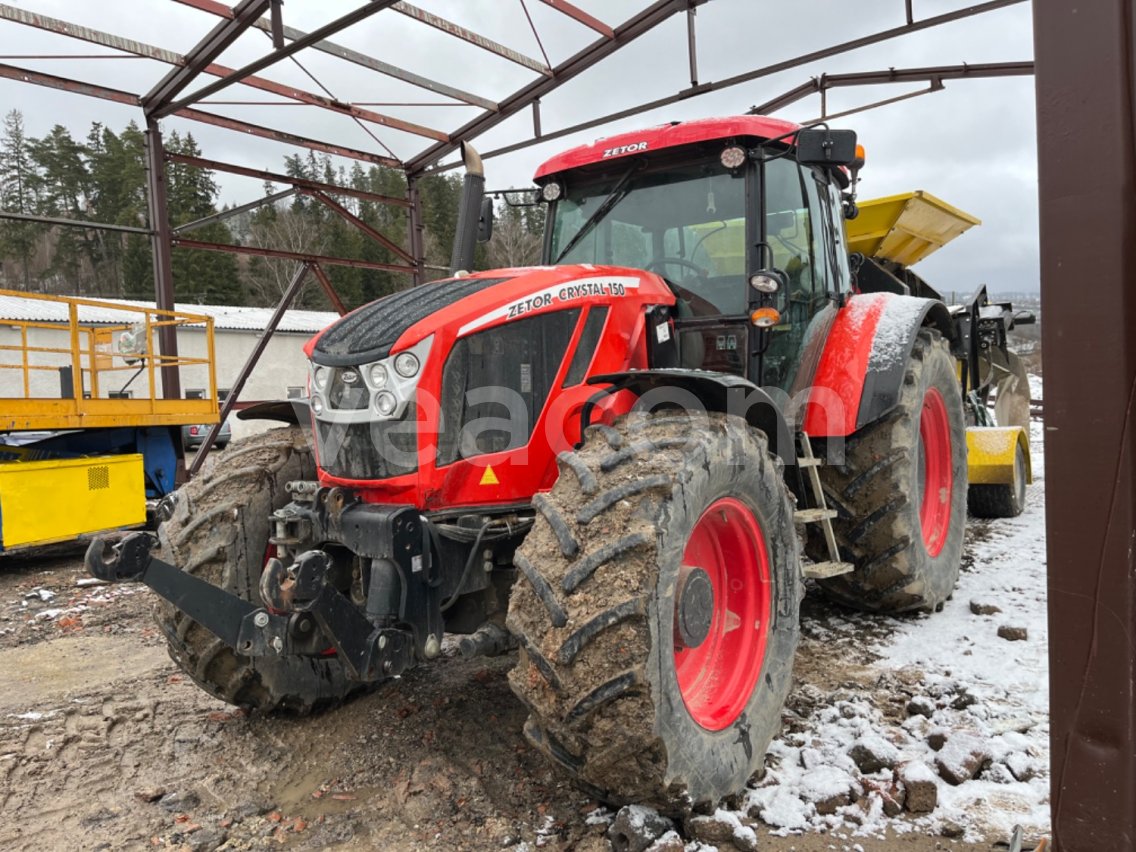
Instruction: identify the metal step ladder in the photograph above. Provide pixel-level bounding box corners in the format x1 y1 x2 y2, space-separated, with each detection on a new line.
794 436 855 580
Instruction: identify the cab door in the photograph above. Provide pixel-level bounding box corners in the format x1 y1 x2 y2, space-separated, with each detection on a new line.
758 158 848 395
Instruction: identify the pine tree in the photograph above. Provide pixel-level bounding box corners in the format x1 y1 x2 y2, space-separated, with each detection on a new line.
28 125 93 292
0 110 41 289
165 132 241 304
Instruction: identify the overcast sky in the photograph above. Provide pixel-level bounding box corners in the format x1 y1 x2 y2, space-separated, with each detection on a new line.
0 0 1038 293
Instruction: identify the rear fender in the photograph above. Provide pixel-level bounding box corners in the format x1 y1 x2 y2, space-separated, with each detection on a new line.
967 425 1032 485
803 293 954 437
587 369 793 463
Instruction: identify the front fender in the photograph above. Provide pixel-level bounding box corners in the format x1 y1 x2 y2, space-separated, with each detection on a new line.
803 293 953 437
588 369 793 462
236 399 311 426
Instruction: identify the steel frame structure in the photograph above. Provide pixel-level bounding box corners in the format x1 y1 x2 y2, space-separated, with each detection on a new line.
0 0 1029 449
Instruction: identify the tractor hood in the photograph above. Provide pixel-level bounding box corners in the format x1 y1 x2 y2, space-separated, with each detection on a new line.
302 265 674 503
304 265 673 367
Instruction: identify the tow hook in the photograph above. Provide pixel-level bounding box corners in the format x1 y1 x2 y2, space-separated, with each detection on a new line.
86 532 156 583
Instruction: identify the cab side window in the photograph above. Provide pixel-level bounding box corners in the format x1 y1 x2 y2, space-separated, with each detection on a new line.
763 156 813 297
801 168 834 295
825 181 852 291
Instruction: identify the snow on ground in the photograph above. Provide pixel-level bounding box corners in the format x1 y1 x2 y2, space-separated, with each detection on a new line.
738 398 1050 843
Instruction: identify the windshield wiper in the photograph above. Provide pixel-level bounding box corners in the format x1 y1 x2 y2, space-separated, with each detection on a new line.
554 161 642 264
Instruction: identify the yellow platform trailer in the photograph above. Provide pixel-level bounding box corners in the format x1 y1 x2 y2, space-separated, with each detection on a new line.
0 290 219 549
846 192 1033 518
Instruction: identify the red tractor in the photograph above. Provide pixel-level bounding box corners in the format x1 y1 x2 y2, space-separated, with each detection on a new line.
88 116 969 811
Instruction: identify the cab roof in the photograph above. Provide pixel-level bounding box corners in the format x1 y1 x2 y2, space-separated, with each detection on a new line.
533 115 801 180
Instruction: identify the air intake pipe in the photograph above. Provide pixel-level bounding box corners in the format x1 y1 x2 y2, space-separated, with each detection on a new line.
450 142 486 275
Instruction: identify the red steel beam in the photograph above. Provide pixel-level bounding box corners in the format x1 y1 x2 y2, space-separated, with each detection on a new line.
406 0 702 173
0 3 446 142
537 0 614 38
189 261 311 475
0 209 151 234
154 1 402 118
203 61 449 141
143 0 270 114
0 62 138 106
749 61 1035 115
0 64 401 168
391 2 550 75
145 121 182 401
173 0 497 110
173 237 417 273
444 0 1029 170
167 153 412 208
0 3 181 62
303 188 416 265
171 107 400 167
310 263 349 315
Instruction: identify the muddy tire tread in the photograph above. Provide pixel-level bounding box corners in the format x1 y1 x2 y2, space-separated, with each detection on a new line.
508 413 801 812
155 426 360 714
808 329 967 613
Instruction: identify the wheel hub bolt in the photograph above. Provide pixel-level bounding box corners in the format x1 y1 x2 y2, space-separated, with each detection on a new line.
675 565 714 649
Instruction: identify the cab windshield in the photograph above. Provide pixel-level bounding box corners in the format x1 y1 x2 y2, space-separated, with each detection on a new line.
548 161 747 315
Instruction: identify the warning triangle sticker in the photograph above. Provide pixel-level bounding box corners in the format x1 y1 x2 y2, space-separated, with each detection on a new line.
479 465 500 486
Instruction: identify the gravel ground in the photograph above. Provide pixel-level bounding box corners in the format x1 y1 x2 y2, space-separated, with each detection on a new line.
0 420 1049 852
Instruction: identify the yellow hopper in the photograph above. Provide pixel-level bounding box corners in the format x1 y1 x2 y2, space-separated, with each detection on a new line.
846 190 981 267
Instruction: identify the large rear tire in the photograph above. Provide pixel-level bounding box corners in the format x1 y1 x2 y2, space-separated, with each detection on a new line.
507 412 801 812
809 328 967 613
155 426 360 713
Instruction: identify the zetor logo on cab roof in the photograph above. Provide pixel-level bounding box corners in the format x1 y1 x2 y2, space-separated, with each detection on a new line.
602 141 648 158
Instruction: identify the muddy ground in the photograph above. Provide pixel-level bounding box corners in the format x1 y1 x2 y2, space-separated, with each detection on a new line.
0 543 1018 852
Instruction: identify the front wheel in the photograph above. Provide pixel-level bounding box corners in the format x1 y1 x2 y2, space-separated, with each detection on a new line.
507 412 801 812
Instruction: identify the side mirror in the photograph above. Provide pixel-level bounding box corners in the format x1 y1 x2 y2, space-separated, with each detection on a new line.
796 128 859 167
477 196 494 243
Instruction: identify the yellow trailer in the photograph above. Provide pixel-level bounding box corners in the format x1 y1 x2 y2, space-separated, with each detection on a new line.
0 290 219 549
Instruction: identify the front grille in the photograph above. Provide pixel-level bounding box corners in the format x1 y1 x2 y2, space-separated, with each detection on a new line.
327 368 369 410
437 309 579 466
316 402 418 480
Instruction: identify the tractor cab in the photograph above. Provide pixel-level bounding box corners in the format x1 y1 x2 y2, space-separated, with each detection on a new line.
533 116 860 391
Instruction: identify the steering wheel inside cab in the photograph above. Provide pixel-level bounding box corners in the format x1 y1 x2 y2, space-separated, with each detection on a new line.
645 257 720 316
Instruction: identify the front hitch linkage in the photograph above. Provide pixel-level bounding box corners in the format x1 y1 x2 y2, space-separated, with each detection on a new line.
85 532 412 682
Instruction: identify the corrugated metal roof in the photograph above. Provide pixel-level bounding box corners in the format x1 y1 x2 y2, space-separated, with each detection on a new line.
0 295 339 334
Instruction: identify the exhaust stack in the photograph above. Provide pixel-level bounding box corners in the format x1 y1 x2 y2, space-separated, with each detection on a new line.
450 143 485 275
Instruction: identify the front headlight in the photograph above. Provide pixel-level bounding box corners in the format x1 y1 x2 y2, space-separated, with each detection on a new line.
369 363 389 387
394 352 420 378
374 391 398 416
313 366 330 389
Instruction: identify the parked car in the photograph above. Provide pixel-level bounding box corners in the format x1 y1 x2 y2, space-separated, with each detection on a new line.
182 419 231 450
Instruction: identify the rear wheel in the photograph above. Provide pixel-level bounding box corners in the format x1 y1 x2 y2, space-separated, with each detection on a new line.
809 328 967 613
155 426 360 713
507 412 801 812
968 440 1028 518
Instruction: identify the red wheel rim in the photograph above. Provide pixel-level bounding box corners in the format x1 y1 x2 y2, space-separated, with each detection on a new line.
673 497 772 731
918 387 953 557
